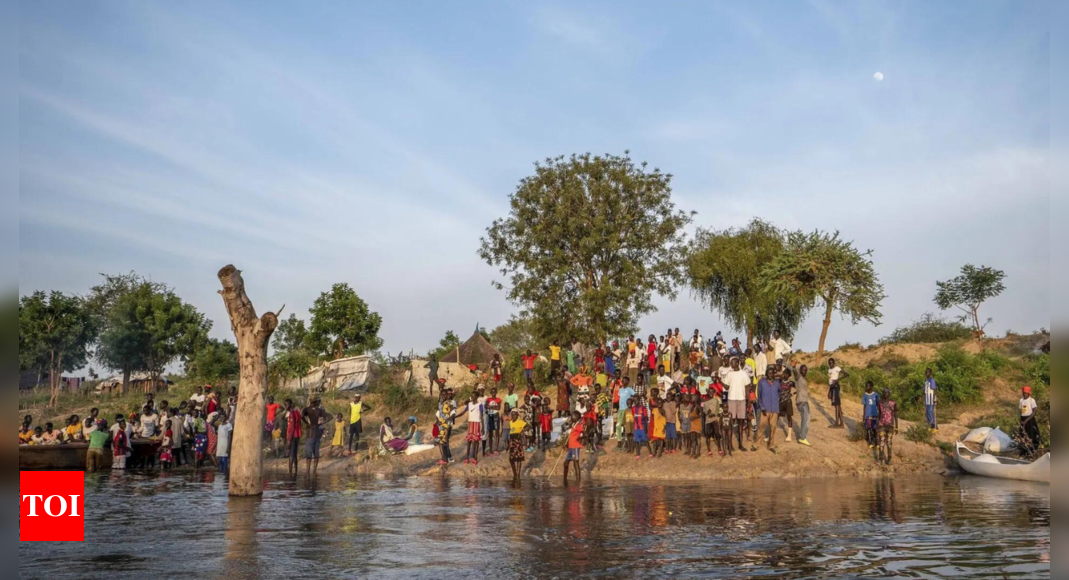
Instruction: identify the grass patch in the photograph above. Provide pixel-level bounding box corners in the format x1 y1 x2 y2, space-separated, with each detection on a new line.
936 441 955 455
904 424 933 445
879 313 974 345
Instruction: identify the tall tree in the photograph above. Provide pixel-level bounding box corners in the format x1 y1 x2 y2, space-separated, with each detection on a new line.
763 230 886 362
431 330 462 360
684 219 805 348
479 152 692 345
269 314 316 389
306 283 383 359
272 314 310 355
19 291 97 407
488 315 539 355
97 282 210 392
934 264 1006 339
186 338 240 385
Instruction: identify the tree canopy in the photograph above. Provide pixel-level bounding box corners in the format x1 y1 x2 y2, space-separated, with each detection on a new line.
934 264 1006 336
186 338 240 385
19 291 97 406
763 230 885 361
478 152 692 345
488 315 540 355
685 218 805 347
306 283 383 359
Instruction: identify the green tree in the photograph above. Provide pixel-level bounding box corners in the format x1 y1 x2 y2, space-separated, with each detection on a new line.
431 330 462 360
488 316 540 355
934 264 1006 338
273 314 310 355
479 152 692 345
97 283 211 390
306 283 383 359
186 338 240 385
684 219 805 348
763 230 886 362
19 291 97 407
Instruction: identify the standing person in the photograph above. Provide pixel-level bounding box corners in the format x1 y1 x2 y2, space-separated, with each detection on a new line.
216 411 233 475
563 412 585 485
1019 386 1040 453
646 335 658 385
650 402 667 457
754 346 768 379
549 341 562 380
565 345 578 376
555 378 571 419
348 394 372 455
491 354 504 388
538 401 554 452
436 389 458 466
505 383 520 415
771 331 792 366
784 360 812 447
425 355 441 398
828 359 849 428
460 393 483 465
627 340 642 386
170 407 186 467
861 382 880 450
159 421 174 470
662 394 679 453
631 397 653 459
111 417 130 470
521 350 538 384
757 369 781 453
678 395 694 457
265 395 281 440
594 385 611 449
507 410 528 482
615 376 635 448
486 388 503 455
303 398 327 476
606 341 620 379
779 373 796 443
877 389 898 465
86 420 110 473
924 368 938 433
724 358 754 452
702 391 726 457
329 413 346 458
285 399 302 476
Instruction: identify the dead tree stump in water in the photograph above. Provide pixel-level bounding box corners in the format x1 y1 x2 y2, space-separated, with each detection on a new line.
217 265 280 497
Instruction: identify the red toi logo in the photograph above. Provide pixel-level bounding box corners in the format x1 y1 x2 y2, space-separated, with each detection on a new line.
20 471 85 542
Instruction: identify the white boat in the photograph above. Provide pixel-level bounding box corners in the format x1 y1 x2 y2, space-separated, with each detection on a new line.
956 442 1049 484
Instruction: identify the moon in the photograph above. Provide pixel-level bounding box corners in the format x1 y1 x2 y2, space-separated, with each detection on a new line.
874 72 885 81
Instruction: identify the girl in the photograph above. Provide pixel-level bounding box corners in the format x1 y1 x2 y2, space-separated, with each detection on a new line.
461 393 483 465
508 410 528 482
877 389 898 465
160 420 174 470
330 413 346 457
436 389 457 466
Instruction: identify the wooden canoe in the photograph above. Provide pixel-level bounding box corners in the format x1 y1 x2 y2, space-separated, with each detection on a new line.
19 439 162 471
956 442 1050 484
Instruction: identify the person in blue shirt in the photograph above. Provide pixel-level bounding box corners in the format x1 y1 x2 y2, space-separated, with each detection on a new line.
924 368 938 433
861 382 881 450
756 369 782 453
615 377 635 447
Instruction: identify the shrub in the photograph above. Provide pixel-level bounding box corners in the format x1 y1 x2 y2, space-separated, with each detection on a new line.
936 441 955 455
904 424 933 445
879 313 973 345
839 342 863 351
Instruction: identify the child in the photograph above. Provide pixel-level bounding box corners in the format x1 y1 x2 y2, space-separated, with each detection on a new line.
702 392 726 457
160 420 174 470
330 413 346 458
564 412 585 485
508 410 528 482
828 358 849 428
461 393 483 465
663 394 679 453
650 402 667 458
538 402 553 452
876 388 898 465
861 382 880 450
521 394 536 453
623 399 635 454
217 413 233 475
112 417 130 470
631 397 653 459
491 354 503 388
66 415 83 442
30 427 45 445
486 388 503 456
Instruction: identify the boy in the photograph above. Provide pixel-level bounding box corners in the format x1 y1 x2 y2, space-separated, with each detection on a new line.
662 393 679 453
631 397 653 459
828 358 849 428
521 349 538 384
615 376 635 448
623 398 635 454
285 399 302 476
861 382 880 450
564 412 585 485
348 394 372 455
486 388 503 456
86 420 110 473
491 354 504 388
549 341 562 380
538 401 553 452
112 416 131 470
216 411 233 475
876 389 898 465
702 391 726 456
924 368 938 433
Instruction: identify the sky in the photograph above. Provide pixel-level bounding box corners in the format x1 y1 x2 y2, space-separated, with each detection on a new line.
17 0 1051 361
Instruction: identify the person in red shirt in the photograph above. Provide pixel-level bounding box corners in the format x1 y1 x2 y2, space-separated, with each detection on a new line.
631 398 653 459
485 388 503 455
594 344 605 370
265 395 281 438
538 401 553 452
521 350 538 383
646 334 658 384
284 399 302 476
564 411 585 485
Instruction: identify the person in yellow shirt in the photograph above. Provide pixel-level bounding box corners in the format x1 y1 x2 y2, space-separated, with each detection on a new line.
549 341 562 379
508 410 529 482
348 394 373 455
330 414 346 457
65 415 83 442
651 404 667 457
745 350 758 386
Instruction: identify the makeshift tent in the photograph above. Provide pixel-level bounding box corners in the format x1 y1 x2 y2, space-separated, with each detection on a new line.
96 373 173 395
283 355 375 392
440 331 502 365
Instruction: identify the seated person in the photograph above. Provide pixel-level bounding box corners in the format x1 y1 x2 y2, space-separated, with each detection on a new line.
379 417 409 454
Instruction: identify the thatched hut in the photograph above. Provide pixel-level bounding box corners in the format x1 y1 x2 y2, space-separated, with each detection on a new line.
441 331 502 366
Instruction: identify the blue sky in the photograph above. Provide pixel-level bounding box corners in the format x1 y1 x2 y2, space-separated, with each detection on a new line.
18 0 1050 358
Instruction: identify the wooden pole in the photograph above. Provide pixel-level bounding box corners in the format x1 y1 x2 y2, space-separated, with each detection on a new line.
217 265 280 497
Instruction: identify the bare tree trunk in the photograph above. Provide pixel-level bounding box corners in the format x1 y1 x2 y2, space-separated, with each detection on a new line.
218 265 280 497
817 299 834 364
121 368 131 396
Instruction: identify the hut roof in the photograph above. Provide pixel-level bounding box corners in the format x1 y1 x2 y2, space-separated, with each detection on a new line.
441 331 502 365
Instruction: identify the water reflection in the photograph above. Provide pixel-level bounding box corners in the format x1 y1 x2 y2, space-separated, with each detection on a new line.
20 473 1048 579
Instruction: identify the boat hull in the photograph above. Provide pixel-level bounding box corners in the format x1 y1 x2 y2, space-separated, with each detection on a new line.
956 443 1049 484
19 440 162 471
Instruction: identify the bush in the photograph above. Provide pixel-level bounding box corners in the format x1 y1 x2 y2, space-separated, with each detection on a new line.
837 346 990 414
839 342 863 351
879 313 973 345
904 424 933 445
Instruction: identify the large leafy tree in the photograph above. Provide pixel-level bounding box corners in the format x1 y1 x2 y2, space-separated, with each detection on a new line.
19 291 97 407
273 314 310 354
934 264 1006 338
684 219 805 348
268 314 317 388
763 230 886 362
479 152 692 344
431 330 462 360
488 315 540 355
186 338 240 385
98 282 211 390
306 283 383 359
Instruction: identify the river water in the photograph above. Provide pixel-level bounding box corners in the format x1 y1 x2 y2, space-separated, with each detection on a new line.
19 472 1049 579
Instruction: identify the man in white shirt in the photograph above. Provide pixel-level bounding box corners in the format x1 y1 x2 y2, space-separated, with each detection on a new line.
724 358 755 452
771 331 792 365
755 346 768 378
189 386 207 409
828 358 848 428
1019 386 1040 452
216 412 233 474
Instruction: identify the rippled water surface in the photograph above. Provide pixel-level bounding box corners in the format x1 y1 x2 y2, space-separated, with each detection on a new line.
20 472 1049 579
